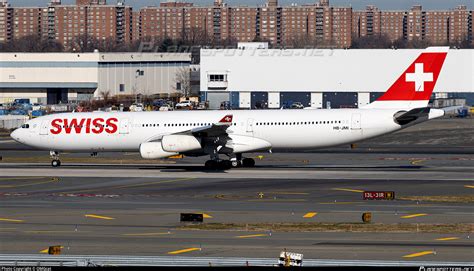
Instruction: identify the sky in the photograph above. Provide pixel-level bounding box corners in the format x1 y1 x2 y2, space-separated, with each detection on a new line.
9 0 474 10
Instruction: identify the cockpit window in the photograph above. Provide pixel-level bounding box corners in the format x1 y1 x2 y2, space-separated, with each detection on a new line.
21 124 30 129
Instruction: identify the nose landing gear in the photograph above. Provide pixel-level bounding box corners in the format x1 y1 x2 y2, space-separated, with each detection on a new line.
50 151 61 168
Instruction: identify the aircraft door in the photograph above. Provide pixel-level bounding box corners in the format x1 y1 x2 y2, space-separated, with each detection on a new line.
39 120 49 135
246 118 254 135
119 118 130 134
351 113 361 130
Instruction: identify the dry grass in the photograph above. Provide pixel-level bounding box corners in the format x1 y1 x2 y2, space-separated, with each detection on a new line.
399 195 474 203
178 222 473 233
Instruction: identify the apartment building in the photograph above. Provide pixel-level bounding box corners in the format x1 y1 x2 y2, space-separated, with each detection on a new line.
354 4 472 45
1 0 473 49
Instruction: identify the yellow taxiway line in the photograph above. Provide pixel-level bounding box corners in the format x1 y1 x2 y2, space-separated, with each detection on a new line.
464 185 474 189
401 213 427 219
201 213 213 218
0 218 24 223
235 234 267 238
303 212 318 218
403 251 435 258
84 214 115 220
436 237 459 241
332 188 364 193
167 247 200 255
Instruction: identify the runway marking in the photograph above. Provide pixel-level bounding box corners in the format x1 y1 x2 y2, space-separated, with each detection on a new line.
303 212 318 218
401 213 428 219
403 251 435 258
0 218 24 223
84 214 115 220
332 188 364 193
410 159 425 165
167 247 200 255
0 178 58 188
464 185 474 189
201 213 213 218
235 234 267 238
39 246 64 254
122 232 172 236
436 237 459 241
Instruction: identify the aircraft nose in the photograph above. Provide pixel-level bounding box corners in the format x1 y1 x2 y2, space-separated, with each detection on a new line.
10 128 22 143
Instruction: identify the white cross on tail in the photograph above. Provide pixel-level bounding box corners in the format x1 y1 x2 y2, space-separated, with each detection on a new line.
405 63 433 92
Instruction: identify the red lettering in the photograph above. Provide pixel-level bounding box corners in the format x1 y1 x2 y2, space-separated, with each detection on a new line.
64 119 86 134
105 118 118 134
85 118 91 134
92 118 105 134
50 119 62 135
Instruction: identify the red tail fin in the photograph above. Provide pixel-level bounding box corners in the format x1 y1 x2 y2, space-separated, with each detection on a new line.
366 47 448 109
218 115 233 124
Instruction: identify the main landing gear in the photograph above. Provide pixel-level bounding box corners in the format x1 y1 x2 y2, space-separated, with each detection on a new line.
204 153 256 170
50 151 61 168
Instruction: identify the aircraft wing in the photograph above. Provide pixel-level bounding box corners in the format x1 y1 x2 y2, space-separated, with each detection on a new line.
145 114 233 142
179 114 233 137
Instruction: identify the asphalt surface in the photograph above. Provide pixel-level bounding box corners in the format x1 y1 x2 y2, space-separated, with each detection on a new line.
0 118 473 262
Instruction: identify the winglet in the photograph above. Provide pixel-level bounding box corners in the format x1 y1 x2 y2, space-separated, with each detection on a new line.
218 115 233 125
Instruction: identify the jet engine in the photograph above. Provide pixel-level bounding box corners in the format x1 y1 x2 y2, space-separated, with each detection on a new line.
161 135 202 153
225 135 272 153
140 142 177 159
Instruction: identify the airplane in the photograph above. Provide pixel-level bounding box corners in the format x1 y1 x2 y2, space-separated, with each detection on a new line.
11 47 448 170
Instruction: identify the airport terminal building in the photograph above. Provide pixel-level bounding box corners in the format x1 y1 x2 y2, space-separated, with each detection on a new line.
200 46 474 109
0 52 192 104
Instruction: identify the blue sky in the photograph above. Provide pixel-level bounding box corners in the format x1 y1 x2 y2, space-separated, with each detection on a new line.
10 0 474 10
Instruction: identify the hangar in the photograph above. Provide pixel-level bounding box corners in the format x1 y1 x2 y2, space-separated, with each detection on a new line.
0 52 192 104
200 46 474 109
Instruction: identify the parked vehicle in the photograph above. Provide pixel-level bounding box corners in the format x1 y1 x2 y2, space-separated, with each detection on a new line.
159 104 173 111
129 103 144 112
220 101 231 110
290 102 305 109
175 100 193 110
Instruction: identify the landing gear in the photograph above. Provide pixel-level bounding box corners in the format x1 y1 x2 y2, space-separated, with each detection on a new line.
242 158 256 168
204 159 232 170
50 151 61 168
51 159 61 168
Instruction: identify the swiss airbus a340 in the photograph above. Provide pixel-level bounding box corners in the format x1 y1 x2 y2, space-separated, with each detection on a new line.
11 47 448 170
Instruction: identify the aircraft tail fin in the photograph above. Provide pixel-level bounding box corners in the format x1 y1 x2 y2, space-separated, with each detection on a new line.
365 47 448 110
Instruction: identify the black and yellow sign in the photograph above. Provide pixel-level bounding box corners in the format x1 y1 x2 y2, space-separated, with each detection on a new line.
48 245 62 255
362 212 372 223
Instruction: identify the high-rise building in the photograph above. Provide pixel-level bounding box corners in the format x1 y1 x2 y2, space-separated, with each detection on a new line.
0 0 472 49
0 0 13 42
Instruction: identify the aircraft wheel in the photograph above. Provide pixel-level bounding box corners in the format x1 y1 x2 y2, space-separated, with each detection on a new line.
51 160 61 168
219 160 233 170
242 158 255 167
231 160 241 168
205 160 218 170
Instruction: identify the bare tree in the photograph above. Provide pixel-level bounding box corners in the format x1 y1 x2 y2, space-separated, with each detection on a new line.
70 34 99 52
173 67 192 98
0 34 64 52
